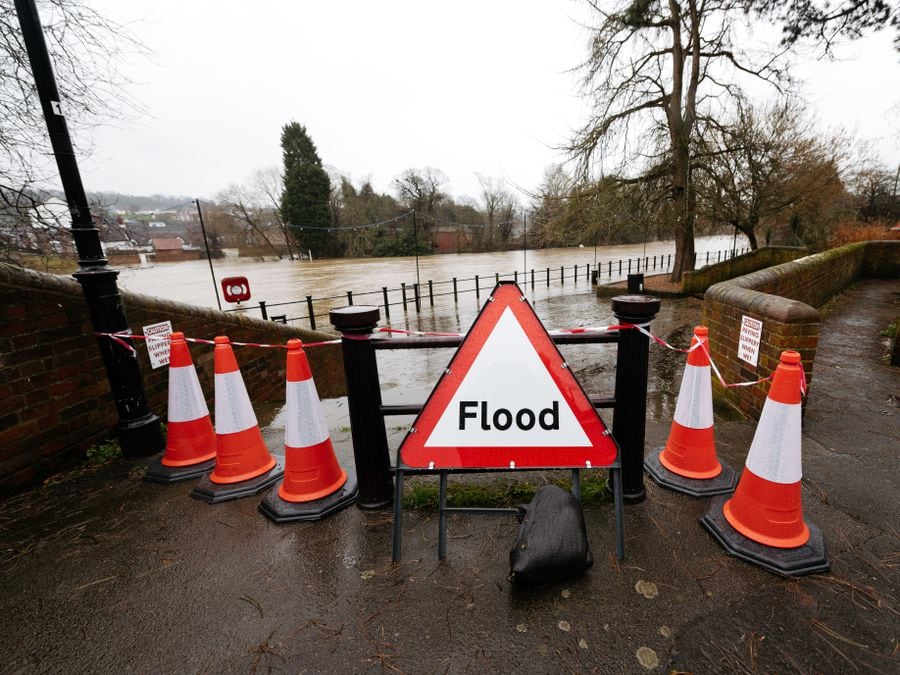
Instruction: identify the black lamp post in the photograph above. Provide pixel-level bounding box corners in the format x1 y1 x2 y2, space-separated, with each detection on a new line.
15 0 164 458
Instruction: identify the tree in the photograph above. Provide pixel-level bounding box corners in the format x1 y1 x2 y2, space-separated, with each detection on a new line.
750 0 899 52
850 158 900 221
218 173 286 260
280 122 333 257
252 166 294 260
476 173 520 248
528 164 576 248
695 99 850 249
2 0 144 264
571 0 790 281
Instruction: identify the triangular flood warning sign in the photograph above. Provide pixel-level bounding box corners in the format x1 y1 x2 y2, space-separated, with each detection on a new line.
399 282 618 469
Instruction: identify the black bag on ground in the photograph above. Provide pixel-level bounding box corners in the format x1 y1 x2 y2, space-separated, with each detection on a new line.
509 484 593 586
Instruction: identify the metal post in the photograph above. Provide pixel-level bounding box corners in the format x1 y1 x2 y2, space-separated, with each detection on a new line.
560 266 564 284
495 272 500 285
195 199 221 310
428 280 434 306
452 277 458 303
475 274 480 300
413 283 421 312
258 300 268 320
546 267 550 287
346 290 353 306
412 211 420 289
522 212 527 280
401 282 408 310
514 270 518 284
611 295 661 503
306 295 316 330
628 259 632 274
14 0 163 459
530 269 534 290
608 260 612 277
382 287 390 320
330 306 393 508
618 260 622 275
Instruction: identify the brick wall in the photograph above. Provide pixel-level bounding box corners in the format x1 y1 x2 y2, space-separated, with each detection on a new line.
702 241 898 419
682 246 807 295
0 263 345 494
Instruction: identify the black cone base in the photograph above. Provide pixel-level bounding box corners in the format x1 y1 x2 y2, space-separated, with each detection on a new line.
645 447 738 497
190 457 285 504
701 494 829 577
144 456 216 484
259 468 358 523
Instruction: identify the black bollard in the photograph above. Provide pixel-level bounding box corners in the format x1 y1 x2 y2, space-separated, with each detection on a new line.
627 273 644 293
330 306 393 508
611 294 661 503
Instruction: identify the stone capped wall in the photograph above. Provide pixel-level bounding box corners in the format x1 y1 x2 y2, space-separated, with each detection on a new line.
702 241 898 418
0 263 344 494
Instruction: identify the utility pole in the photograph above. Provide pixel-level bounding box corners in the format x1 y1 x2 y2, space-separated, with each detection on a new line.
15 0 164 458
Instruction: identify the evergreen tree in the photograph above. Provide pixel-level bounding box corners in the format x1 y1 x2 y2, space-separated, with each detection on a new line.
280 122 333 257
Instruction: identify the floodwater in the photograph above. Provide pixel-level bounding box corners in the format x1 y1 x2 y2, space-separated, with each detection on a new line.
116 234 745 433
117 234 745 334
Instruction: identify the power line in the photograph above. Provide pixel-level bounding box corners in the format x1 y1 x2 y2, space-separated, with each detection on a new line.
286 210 413 232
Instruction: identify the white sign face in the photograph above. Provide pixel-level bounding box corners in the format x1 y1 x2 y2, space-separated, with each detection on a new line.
738 315 763 367
424 307 591 448
142 321 173 369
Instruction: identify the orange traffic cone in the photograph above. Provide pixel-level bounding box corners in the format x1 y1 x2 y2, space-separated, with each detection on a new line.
645 326 736 496
191 336 283 503
145 331 216 483
260 339 357 522
702 350 828 576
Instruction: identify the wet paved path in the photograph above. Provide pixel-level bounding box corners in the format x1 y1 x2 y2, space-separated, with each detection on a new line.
0 280 897 673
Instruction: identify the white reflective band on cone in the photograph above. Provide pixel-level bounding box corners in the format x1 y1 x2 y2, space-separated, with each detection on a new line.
673 364 714 429
168 365 210 423
285 378 329 447
744 399 803 484
215 370 258 435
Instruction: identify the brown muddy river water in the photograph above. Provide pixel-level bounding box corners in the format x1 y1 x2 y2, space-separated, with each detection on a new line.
117 236 744 447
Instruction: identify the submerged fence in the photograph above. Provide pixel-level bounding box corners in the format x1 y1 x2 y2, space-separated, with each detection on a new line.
226 246 748 330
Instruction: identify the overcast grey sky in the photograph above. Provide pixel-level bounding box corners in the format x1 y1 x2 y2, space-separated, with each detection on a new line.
79 1 899 204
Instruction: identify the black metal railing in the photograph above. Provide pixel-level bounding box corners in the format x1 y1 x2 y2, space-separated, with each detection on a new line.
328 292 662 512
226 246 747 331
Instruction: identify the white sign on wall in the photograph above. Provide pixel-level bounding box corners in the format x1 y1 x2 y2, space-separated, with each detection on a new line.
738 315 763 367
142 321 173 369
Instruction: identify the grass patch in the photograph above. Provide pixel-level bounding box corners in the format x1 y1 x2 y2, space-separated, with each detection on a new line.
402 472 610 510
880 320 897 340
84 439 122 465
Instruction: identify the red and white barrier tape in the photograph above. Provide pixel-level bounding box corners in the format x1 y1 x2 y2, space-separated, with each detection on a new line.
94 331 340 355
96 323 808 394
